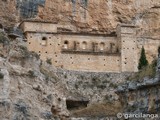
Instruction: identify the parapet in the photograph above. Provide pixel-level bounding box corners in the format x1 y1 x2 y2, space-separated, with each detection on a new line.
118 24 136 28
117 24 137 36
19 20 58 33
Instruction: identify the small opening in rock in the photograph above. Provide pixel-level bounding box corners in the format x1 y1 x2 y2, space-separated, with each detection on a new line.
66 100 89 111
58 98 61 101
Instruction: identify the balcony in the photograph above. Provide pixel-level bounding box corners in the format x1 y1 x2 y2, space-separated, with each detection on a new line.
61 47 120 55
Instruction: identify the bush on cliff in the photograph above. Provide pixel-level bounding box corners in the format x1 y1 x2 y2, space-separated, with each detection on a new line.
138 46 148 70
0 32 9 46
128 59 157 81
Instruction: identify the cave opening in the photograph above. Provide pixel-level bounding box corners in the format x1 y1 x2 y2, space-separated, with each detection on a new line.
66 99 89 111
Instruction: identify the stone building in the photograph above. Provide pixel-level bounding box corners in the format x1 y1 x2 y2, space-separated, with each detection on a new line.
20 20 139 72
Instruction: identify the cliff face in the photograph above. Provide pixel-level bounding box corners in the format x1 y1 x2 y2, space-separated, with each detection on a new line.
0 0 160 119
0 28 132 119
0 0 160 37
0 0 17 27
116 56 160 117
0 28 160 119
0 31 70 119
117 78 160 114
37 0 160 36
38 0 158 32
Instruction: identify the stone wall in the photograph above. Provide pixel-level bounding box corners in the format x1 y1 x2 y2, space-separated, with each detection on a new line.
20 21 159 72
60 34 120 72
119 25 138 72
26 32 121 72
21 21 125 72
21 21 57 33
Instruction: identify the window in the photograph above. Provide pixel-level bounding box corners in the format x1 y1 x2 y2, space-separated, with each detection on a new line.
82 41 87 49
100 42 105 50
41 37 47 46
64 40 69 49
42 37 47 40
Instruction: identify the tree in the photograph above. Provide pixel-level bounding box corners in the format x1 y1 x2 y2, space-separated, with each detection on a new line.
138 46 148 70
158 46 160 56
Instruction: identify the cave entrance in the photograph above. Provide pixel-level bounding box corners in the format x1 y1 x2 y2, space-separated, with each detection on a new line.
66 99 89 111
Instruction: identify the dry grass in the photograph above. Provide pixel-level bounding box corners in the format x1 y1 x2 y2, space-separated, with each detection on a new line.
127 59 157 81
71 101 122 117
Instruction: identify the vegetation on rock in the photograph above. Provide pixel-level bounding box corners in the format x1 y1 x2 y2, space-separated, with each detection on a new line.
46 58 52 65
0 32 7 44
0 72 4 79
128 59 157 81
138 46 148 70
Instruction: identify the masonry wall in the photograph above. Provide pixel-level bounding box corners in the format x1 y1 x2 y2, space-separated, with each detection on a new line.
26 31 121 72
22 21 160 72
120 25 138 72
60 34 120 72
21 21 57 33
60 54 120 72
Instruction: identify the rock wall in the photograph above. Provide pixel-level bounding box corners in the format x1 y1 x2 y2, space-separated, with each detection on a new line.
56 69 132 103
0 0 17 27
0 0 159 37
16 0 45 19
0 31 70 120
0 0 160 119
37 0 160 36
116 55 160 116
0 29 132 119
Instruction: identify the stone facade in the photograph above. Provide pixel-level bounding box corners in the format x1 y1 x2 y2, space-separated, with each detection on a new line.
20 21 138 72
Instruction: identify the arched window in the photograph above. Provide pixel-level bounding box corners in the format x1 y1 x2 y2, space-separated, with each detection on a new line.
64 40 69 49
82 41 87 49
100 42 105 50
41 37 47 46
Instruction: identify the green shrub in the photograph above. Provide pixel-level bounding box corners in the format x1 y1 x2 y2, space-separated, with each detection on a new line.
46 58 52 65
97 84 106 89
19 45 30 58
64 74 67 79
0 72 4 79
0 32 7 44
138 46 148 70
109 83 117 89
158 46 160 55
28 70 35 78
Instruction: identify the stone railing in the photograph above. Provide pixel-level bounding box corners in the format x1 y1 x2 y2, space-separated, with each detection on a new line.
61 47 120 55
